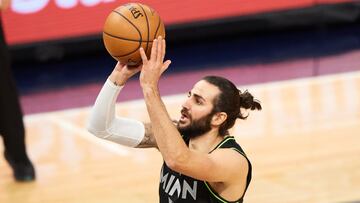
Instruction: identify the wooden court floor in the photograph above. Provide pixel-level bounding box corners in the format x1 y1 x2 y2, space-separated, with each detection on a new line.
1 71 360 203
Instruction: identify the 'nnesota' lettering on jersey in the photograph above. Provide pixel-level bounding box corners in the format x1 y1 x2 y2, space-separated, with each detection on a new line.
159 136 252 203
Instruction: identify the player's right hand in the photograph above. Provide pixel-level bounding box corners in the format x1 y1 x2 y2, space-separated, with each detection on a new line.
108 62 141 86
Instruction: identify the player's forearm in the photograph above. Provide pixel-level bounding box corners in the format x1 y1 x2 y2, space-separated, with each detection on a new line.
87 79 121 133
87 79 145 147
142 86 189 167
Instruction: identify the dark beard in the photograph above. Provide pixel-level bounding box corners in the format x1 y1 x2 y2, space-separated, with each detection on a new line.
177 111 214 139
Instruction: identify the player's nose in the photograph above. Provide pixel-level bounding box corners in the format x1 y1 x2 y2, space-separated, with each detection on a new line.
181 98 191 111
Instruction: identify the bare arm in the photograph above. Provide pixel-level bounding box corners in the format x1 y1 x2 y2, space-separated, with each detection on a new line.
142 86 246 182
139 37 247 183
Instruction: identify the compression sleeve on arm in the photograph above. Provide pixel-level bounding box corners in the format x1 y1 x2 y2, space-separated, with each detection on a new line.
87 78 145 147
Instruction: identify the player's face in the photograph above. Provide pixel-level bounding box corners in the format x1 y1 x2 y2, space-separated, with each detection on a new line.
177 80 220 137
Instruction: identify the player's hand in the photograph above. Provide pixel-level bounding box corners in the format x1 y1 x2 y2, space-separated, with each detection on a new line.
139 36 171 89
108 62 141 86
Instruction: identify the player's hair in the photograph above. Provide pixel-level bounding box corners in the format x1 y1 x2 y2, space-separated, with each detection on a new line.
202 76 262 136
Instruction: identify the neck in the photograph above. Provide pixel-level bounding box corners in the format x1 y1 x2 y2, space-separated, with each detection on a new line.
189 129 224 153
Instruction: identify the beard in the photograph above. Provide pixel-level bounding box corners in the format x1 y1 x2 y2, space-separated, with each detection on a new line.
177 109 215 139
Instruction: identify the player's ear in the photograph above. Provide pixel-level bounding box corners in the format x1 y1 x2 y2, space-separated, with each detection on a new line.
211 112 227 126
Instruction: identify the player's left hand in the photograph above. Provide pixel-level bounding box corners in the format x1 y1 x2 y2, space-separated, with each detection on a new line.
139 36 171 89
109 62 141 86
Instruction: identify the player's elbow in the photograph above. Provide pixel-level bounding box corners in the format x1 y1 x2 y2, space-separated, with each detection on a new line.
86 124 106 139
86 115 109 138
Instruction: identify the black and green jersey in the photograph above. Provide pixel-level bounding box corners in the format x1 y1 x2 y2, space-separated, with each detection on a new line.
159 136 252 203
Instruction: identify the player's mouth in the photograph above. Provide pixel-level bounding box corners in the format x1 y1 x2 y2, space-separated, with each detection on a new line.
179 109 190 123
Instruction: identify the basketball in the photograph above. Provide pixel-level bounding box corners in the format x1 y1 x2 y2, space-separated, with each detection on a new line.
102 3 166 66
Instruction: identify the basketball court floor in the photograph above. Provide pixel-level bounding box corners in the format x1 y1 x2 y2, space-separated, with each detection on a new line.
1 50 360 202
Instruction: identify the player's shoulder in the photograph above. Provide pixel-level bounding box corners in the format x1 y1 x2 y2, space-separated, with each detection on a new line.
211 136 249 164
210 149 248 170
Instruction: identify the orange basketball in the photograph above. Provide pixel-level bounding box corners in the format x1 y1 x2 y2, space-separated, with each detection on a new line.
103 3 165 66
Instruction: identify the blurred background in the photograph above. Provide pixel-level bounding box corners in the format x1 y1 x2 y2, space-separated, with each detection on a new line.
1 0 360 112
1 0 360 203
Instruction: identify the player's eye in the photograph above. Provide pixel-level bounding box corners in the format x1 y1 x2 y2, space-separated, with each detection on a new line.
187 92 191 98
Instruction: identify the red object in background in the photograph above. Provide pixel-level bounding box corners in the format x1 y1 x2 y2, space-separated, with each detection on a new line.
1 0 354 45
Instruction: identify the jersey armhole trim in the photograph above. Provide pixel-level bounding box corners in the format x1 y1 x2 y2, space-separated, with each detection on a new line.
230 147 247 157
203 146 247 203
203 181 240 203
209 136 235 153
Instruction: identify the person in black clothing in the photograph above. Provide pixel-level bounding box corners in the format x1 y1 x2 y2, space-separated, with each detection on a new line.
88 36 261 202
0 0 35 182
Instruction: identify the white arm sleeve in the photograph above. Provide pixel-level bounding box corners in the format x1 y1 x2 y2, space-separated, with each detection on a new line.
86 78 145 147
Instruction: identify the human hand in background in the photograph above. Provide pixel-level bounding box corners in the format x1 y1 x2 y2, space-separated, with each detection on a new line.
0 0 11 10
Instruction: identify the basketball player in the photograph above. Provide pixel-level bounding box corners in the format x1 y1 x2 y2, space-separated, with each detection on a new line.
87 36 261 202
0 0 36 181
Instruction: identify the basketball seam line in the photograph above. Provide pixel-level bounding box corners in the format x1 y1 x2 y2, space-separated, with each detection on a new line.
111 10 142 58
154 14 161 41
137 3 150 55
103 31 154 42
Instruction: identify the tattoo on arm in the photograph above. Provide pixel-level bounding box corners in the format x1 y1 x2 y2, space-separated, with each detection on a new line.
136 123 157 148
136 120 178 148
